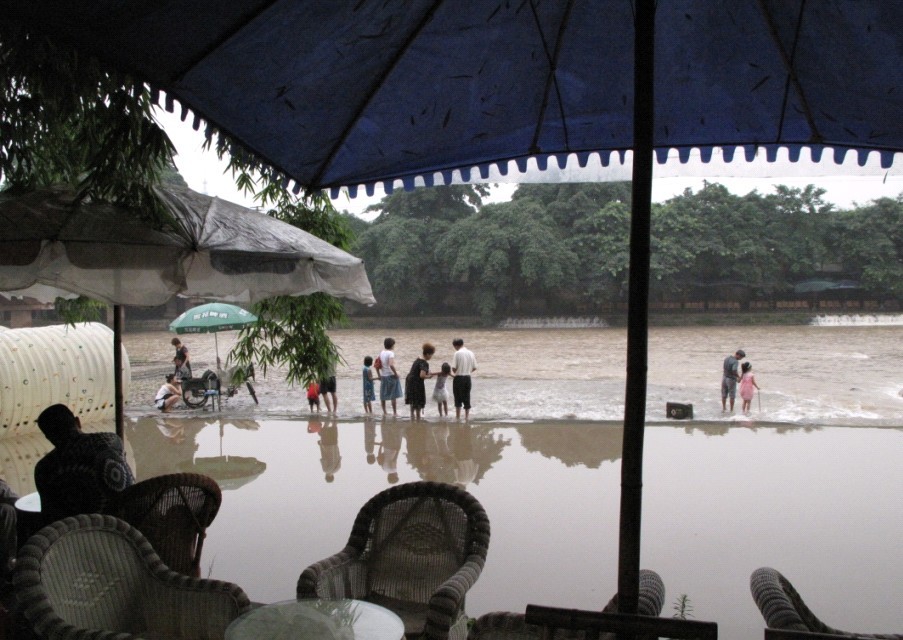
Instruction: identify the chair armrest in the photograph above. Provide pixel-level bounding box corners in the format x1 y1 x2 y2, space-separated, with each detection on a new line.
750 568 811 633
145 573 252 638
15 619 130 640
766 631 903 640
297 548 365 599
426 555 486 640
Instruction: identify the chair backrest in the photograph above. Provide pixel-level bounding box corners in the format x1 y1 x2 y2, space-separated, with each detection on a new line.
350 481 490 604
14 514 250 640
469 570 667 640
598 569 666 618
15 514 171 635
750 568 833 635
750 567 902 640
112 472 222 576
523 604 718 640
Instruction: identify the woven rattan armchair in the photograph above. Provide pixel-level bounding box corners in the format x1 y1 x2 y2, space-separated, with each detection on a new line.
112 472 222 577
751 567 902 639
14 514 251 640
297 481 491 640
468 569 666 640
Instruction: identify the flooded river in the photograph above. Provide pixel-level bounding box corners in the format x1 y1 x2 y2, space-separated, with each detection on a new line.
3 321 902 638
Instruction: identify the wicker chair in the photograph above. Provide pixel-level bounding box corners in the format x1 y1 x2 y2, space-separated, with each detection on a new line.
750 567 902 639
297 481 491 640
14 514 251 640
111 472 222 577
468 569 666 640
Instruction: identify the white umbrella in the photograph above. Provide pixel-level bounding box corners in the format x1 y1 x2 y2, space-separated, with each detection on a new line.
0 185 376 306
0 185 376 435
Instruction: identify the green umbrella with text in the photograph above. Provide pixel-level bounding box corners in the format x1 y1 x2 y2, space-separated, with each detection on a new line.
169 302 257 369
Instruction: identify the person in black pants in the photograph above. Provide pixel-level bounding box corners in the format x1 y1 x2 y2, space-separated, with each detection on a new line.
451 338 477 420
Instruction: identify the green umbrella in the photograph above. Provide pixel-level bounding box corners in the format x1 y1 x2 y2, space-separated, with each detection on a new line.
169 302 257 367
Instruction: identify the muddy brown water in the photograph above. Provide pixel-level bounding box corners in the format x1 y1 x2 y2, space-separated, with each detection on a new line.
5 323 902 638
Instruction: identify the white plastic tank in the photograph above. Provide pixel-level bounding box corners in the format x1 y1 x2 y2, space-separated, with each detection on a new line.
0 322 129 438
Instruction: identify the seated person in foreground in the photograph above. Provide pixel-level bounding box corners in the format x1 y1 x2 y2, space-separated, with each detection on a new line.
34 404 135 523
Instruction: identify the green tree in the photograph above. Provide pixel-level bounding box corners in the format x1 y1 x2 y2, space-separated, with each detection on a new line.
829 197 903 297
353 186 486 312
513 182 632 227
337 212 370 250
650 200 705 299
216 176 358 386
568 199 631 304
666 182 770 289
354 215 447 312
365 184 488 222
1 23 172 221
160 163 189 189
757 184 833 288
436 200 576 320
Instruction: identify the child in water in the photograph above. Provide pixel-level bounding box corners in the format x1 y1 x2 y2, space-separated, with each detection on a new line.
739 361 760 414
362 356 376 414
432 362 453 417
307 382 320 412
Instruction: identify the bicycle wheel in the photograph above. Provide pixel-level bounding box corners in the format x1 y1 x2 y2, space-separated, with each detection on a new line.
182 387 208 408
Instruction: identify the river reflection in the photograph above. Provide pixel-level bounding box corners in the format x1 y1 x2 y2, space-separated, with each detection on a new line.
127 417 266 491
64 415 894 640
4 324 900 638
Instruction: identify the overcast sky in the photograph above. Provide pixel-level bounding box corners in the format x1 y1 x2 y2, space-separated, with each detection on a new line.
158 108 903 219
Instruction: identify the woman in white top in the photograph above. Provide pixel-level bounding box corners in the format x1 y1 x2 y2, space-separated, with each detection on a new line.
154 374 182 412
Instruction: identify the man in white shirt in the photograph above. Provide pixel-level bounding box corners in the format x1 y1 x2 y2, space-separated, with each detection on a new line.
378 337 403 415
451 338 477 420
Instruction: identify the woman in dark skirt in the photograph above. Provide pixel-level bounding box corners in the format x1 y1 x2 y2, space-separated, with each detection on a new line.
405 342 436 421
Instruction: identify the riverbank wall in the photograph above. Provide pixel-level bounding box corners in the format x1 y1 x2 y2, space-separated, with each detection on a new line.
105 310 898 332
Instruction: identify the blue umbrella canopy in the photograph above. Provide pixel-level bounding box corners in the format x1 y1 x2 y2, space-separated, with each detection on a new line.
2 2 901 194
7 1 903 621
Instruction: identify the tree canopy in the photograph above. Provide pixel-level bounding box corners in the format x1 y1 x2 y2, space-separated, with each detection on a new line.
350 181 903 320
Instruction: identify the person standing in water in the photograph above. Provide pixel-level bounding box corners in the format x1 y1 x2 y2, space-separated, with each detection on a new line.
378 338 403 415
721 349 746 412
171 337 191 380
433 362 453 417
306 382 321 412
319 359 338 413
404 343 436 421
451 338 477 420
362 356 376 414
739 361 760 414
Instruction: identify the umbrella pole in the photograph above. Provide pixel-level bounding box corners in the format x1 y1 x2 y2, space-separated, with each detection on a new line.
113 304 125 439
215 332 220 369
618 0 655 615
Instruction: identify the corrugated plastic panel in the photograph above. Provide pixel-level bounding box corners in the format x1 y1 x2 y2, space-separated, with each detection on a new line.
0 323 130 437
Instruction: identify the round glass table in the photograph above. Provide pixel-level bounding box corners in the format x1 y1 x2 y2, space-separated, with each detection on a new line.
14 491 41 513
14 491 44 548
226 598 405 640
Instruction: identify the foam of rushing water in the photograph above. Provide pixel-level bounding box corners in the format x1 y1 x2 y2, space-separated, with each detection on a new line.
498 316 608 329
122 325 903 427
810 313 903 326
